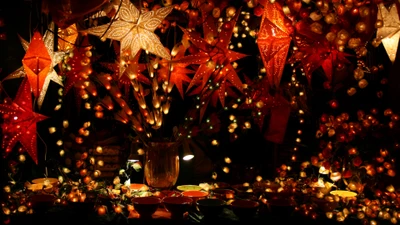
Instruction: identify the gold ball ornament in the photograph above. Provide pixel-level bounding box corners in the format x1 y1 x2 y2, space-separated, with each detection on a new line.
353 67 364 80
355 22 367 33
348 38 361 49
375 19 383 28
326 32 337 42
358 79 368 88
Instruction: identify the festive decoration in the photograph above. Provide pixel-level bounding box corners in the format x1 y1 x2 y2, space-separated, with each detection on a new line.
63 37 93 96
6 24 65 108
0 78 48 164
292 21 352 83
257 1 292 89
377 2 400 63
58 24 79 51
85 0 173 74
22 32 52 100
159 43 193 99
176 8 247 119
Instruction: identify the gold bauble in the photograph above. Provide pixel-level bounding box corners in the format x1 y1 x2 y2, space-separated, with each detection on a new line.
310 22 323 34
348 38 361 49
337 29 350 41
324 13 337 24
347 87 357 96
326 32 337 42
359 6 370 17
358 79 368 88
375 19 383 28
226 6 236 17
355 22 366 33
353 67 364 80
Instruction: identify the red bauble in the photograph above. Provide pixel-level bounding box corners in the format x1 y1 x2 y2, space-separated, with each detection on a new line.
329 100 339 109
320 113 329 123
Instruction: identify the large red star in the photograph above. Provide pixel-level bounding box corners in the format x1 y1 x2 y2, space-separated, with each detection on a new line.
0 78 48 164
176 9 247 119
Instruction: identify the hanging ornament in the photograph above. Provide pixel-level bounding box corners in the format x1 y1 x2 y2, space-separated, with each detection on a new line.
158 43 193 99
0 78 48 164
85 0 173 74
376 3 400 63
6 23 65 108
257 1 292 89
58 23 79 51
22 32 52 100
175 9 247 120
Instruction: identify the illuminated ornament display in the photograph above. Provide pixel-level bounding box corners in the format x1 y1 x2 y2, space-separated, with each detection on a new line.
376 3 400 63
177 9 247 119
0 78 48 164
57 23 78 51
85 0 173 74
257 1 292 88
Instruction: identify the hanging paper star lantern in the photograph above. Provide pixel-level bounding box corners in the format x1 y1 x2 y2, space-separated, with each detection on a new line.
58 23 78 51
0 78 48 164
377 2 400 63
257 1 292 89
176 9 247 120
63 36 93 96
100 43 150 98
85 0 173 74
158 43 193 99
293 21 352 83
6 23 65 108
22 32 52 99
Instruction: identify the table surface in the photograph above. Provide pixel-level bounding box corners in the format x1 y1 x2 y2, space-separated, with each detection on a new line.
7 205 362 225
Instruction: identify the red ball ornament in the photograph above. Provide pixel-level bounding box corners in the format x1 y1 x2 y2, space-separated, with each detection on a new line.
329 100 339 109
320 114 329 123
299 8 310 19
319 124 327 133
337 133 347 142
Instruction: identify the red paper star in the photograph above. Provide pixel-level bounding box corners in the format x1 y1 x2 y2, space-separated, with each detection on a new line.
22 32 52 99
293 21 352 83
257 1 292 89
176 9 247 119
63 37 93 96
0 78 48 164
159 43 193 99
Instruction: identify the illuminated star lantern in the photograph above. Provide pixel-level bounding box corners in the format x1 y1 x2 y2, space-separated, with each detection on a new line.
158 43 193 99
176 9 247 119
257 1 292 89
85 0 173 74
6 23 65 108
22 32 52 101
292 21 351 83
58 23 78 51
377 3 400 63
0 78 48 164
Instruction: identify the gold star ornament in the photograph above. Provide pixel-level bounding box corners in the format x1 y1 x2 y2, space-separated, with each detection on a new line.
377 3 400 63
85 0 173 72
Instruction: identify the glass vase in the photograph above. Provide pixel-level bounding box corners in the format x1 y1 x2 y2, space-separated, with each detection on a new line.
144 142 180 190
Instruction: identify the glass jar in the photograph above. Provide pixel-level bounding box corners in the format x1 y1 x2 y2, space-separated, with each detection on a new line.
144 142 180 190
